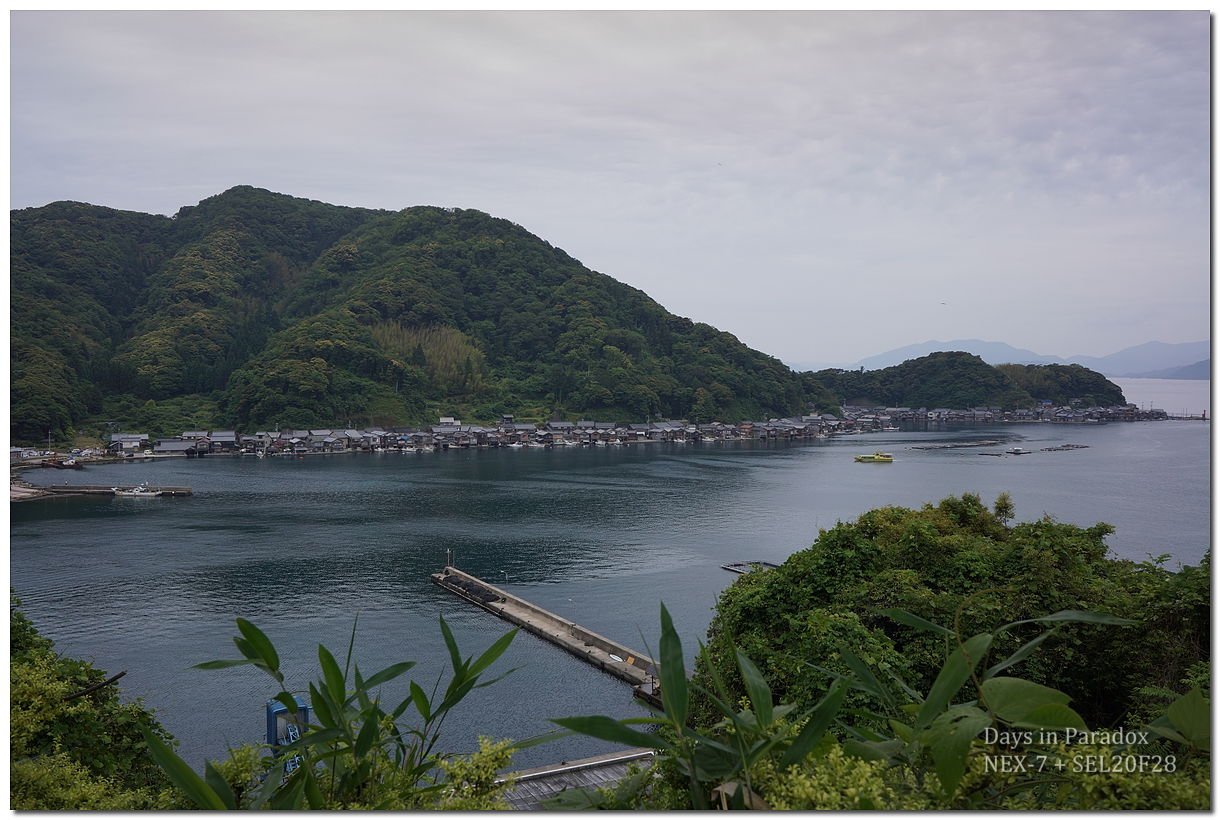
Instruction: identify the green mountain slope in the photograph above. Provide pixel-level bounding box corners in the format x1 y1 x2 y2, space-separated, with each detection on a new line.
11 187 825 439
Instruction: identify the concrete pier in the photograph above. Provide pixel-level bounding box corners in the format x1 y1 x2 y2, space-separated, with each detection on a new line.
41 484 192 496
430 566 660 703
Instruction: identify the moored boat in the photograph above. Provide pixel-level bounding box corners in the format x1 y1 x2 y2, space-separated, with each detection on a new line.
112 483 162 497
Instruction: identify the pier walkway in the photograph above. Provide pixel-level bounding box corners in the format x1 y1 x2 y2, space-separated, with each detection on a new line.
430 566 660 703
13 484 193 499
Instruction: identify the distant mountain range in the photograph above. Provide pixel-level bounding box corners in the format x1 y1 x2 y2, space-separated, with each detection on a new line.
788 339 1210 379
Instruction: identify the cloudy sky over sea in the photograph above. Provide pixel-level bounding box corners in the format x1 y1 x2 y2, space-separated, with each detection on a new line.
10 11 1210 366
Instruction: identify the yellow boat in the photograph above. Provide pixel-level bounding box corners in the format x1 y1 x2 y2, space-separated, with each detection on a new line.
854 452 894 463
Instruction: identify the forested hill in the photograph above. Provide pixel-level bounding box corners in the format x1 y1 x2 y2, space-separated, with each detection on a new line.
12 186 836 440
812 352 1126 409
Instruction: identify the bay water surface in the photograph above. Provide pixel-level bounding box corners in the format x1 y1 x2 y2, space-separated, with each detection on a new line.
10 415 1210 770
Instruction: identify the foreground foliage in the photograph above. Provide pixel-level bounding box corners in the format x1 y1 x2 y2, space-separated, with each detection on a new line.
10 595 183 809
695 494 1208 732
551 604 1210 810
144 616 520 810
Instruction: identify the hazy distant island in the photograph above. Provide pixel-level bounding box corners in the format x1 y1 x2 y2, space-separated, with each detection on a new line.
12 187 1142 445
788 339 1210 378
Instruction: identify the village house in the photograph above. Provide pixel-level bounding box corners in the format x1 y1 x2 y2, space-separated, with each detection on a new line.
106 433 149 454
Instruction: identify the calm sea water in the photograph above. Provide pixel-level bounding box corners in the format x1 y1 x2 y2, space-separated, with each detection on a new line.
10 419 1210 770
1111 377 1211 418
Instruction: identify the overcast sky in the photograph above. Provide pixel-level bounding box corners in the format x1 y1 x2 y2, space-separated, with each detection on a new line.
10 11 1210 367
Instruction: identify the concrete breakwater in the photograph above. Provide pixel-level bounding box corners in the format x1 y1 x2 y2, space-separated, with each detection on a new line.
10 483 193 500
430 566 662 706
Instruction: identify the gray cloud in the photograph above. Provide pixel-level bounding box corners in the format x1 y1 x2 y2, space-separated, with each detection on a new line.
11 10 1209 364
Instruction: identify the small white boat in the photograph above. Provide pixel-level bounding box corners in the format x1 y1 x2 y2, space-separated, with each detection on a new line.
113 483 162 497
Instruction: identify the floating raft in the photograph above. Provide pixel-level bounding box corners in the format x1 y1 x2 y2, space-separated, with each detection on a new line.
910 440 1003 450
721 561 780 574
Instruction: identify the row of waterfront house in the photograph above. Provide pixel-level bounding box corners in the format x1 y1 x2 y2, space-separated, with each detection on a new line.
93 402 1171 458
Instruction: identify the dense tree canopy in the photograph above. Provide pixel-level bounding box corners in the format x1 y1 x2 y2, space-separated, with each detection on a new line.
694 494 1207 733
11 187 820 439
811 351 1125 409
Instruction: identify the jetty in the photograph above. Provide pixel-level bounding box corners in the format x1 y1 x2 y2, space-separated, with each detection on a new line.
39 484 192 497
430 566 661 706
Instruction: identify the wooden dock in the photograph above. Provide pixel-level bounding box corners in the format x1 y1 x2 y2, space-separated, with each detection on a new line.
430 566 661 705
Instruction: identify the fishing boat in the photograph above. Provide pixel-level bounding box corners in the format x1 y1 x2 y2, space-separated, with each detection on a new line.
854 452 894 463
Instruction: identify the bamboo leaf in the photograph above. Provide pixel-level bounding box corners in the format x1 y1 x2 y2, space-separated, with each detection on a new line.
735 648 773 728
914 633 993 731
354 712 380 759
780 678 848 770
408 681 432 722
204 761 237 810
318 644 347 704
362 661 417 690
235 618 280 672
140 729 227 810
192 658 255 671
838 646 894 712
658 604 688 728
468 629 518 677
879 608 954 636
983 628 1056 680
438 615 464 673
552 715 672 751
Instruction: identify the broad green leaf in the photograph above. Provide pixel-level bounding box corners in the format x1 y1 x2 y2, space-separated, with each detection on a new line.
658 604 688 728
140 729 227 810
551 715 672 750
1146 715 1191 746
780 679 848 769
1166 687 1210 751
879 608 954 636
915 633 993 731
1010 703 1087 731
924 705 991 797
235 618 280 672
981 676 1070 723
735 648 773 728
